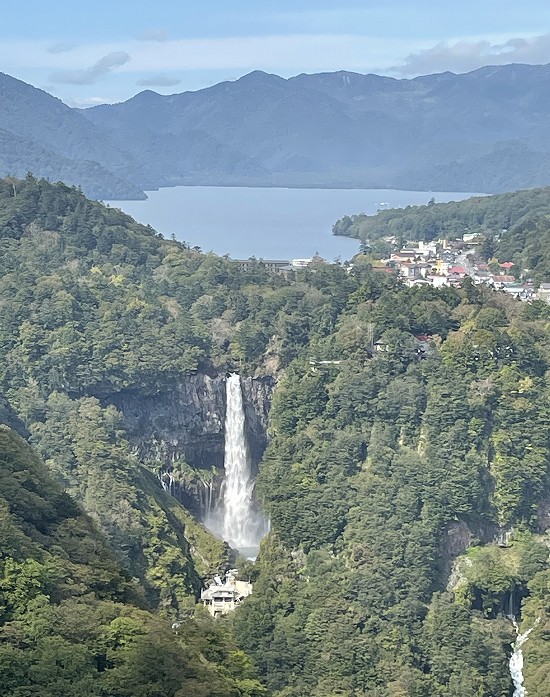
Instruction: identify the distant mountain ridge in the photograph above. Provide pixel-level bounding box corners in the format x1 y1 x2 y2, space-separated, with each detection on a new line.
2 64 550 198
0 72 146 199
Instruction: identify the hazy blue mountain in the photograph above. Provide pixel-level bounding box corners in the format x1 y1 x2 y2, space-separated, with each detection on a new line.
82 63 550 193
3 64 550 196
0 127 146 199
0 73 145 198
393 141 550 193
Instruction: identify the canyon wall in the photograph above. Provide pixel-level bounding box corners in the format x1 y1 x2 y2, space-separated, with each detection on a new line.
106 373 275 516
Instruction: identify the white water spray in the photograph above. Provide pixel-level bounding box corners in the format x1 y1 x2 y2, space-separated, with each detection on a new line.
509 618 540 697
221 374 267 552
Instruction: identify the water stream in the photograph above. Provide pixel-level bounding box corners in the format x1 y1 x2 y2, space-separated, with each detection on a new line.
222 373 255 547
204 373 268 556
509 618 540 696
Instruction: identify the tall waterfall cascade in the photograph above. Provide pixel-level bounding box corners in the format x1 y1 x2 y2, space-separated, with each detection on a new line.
509 618 540 697
208 373 268 555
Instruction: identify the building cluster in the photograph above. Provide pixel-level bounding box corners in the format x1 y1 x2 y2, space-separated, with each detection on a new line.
235 256 322 273
373 235 542 302
234 235 549 304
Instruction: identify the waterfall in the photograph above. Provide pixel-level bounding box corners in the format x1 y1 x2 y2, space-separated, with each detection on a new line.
510 618 540 697
220 374 267 553
200 480 214 521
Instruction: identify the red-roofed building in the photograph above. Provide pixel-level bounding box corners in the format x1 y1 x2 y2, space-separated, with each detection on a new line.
491 275 515 284
448 266 467 276
499 262 515 270
371 263 396 275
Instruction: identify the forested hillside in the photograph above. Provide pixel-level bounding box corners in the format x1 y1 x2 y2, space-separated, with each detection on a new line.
0 425 266 696
235 279 550 696
0 176 549 695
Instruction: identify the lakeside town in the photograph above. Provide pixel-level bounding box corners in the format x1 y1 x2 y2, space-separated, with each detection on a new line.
369 233 548 301
236 232 550 304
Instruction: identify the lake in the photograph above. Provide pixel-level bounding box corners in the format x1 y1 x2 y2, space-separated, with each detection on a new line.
108 186 480 260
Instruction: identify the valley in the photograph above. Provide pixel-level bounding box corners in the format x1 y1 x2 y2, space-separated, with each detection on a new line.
4 1 550 693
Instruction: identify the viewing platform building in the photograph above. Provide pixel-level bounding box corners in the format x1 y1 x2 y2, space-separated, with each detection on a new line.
201 572 253 618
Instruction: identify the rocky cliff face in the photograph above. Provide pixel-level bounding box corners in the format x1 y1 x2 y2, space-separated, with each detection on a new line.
241 375 273 473
109 374 227 470
106 373 275 516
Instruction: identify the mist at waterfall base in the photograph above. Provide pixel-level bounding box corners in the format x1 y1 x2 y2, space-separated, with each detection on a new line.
204 374 268 558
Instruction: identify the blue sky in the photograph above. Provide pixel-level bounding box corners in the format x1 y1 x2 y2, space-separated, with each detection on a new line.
2 0 549 106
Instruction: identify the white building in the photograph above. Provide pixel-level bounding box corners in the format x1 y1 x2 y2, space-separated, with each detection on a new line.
201 572 253 618
426 275 449 288
463 232 482 243
291 258 313 268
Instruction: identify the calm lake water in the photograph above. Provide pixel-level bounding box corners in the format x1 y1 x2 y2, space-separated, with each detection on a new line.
108 186 479 260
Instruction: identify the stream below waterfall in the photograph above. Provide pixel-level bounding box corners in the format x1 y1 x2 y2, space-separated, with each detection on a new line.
509 618 540 696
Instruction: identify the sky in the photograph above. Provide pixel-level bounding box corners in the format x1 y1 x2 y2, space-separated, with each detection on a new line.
2 0 550 107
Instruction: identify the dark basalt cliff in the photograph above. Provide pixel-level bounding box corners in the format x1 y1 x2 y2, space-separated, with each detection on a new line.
241 375 274 470
106 373 275 515
109 374 227 470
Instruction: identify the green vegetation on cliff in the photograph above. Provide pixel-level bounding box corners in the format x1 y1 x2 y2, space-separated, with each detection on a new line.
0 426 265 697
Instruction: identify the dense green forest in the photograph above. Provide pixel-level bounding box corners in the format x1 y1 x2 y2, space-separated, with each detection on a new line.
233 276 550 696
333 187 550 281
0 425 266 696
0 176 549 695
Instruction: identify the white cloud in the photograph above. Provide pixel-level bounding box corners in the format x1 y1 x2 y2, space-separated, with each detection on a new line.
136 28 170 42
136 74 181 87
394 33 550 75
69 96 113 107
50 51 131 85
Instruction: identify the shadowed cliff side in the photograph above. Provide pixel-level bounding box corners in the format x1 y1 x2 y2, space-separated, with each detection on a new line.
106 374 275 519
